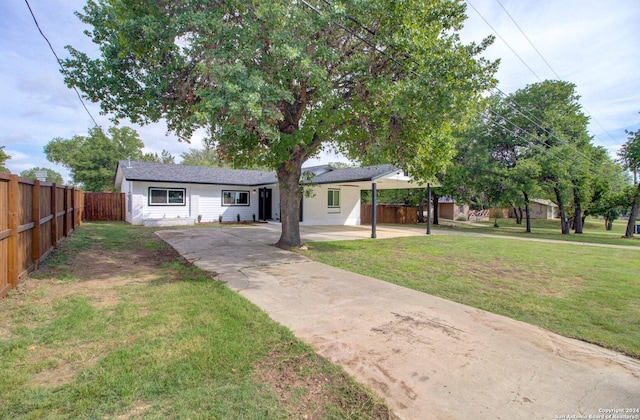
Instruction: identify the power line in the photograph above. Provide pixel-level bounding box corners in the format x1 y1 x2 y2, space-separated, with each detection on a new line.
486 107 599 176
299 0 420 78
495 0 560 80
464 0 543 83
304 0 614 176
488 87 608 172
24 0 99 127
494 0 619 146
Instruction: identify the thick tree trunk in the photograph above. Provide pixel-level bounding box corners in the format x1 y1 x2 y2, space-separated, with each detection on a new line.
605 218 613 231
514 207 523 224
624 187 639 238
275 160 303 249
523 191 531 233
554 188 570 235
573 187 583 234
273 129 322 248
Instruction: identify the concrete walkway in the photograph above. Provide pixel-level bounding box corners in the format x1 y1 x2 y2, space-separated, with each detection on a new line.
157 225 640 419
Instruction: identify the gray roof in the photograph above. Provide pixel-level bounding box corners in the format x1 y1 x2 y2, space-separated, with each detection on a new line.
307 164 399 184
117 161 277 186
117 161 401 186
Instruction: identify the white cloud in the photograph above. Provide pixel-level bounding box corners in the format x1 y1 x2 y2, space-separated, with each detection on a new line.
460 0 640 156
1 0 639 184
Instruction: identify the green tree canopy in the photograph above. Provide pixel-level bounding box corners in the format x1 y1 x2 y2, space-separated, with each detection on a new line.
141 149 176 164
63 0 497 247
20 167 64 184
45 126 145 191
619 127 640 237
487 81 593 234
0 146 10 173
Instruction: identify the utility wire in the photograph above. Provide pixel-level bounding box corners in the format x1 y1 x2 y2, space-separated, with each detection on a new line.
488 86 608 171
495 0 560 80
486 107 599 176
299 0 420 78
304 0 613 178
299 0 416 77
465 0 543 82
24 0 99 127
493 0 619 145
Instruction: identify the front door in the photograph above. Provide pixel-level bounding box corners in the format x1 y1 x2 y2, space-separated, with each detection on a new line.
259 188 272 220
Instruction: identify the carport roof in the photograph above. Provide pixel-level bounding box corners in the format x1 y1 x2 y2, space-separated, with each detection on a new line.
116 160 420 188
307 164 400 184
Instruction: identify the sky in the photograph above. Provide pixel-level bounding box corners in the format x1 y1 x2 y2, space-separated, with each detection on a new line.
1 0 639 184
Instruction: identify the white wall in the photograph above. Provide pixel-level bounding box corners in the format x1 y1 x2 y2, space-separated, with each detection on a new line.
301 185 361 225
121 180 134 224
126 180 280 225
192 184 263 223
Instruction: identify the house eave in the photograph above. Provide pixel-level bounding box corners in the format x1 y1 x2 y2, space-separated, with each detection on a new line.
124 178 277 187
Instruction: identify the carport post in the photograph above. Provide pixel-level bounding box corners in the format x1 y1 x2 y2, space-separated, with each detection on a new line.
371 181 377 239
426 183 431 235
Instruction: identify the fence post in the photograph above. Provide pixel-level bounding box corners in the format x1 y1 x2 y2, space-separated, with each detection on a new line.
70 187 76 230
63 186 69 237
51 183 57 246
32 180 41 270
121 192 126 221
7 175 18 289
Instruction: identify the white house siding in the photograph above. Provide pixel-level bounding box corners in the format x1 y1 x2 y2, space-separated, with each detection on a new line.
191 184 272 223
127 182 193 224
301 185 361 225
124 182 281 225
121 180 134 224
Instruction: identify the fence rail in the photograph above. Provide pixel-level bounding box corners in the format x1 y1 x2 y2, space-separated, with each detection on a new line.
0 174 83 298
361 204 418 225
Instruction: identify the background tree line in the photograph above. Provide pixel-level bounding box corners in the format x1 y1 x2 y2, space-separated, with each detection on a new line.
365 81 638 238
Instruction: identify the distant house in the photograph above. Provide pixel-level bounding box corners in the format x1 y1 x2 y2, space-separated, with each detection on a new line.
437 196 469 220
529 199 558 219
114 161 422 226
509 199 559 220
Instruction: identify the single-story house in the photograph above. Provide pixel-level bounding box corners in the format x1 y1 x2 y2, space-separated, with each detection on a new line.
529 199 558 219
437 196 469 221
508 199 559 220
114 160 422 227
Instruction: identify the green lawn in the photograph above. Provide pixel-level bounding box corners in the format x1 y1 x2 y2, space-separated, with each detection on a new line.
0 223 391 419
431 218 640 247
300 233 640 358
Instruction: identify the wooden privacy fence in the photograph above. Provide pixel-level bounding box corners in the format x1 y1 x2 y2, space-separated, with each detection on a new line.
361 204 418 225
0 174 83 298
84 192 125 221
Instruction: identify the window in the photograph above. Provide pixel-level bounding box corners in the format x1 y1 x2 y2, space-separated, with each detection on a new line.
149 188 185 206
328 189 340 208
222 190 250 206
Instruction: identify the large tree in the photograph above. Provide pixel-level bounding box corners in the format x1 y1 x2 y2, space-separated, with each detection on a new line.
0 146 10 173
619 127 640 237
20 167 64 184
45 126 146 191
63 0 496 247
494 81 593 234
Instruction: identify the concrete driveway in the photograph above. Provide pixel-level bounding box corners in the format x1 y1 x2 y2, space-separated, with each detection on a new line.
157 224 640 419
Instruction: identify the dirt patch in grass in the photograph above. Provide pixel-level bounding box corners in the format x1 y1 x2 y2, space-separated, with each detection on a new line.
23 247 179 301
255 350 396 420
8 244 182 390
3 224 394 418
